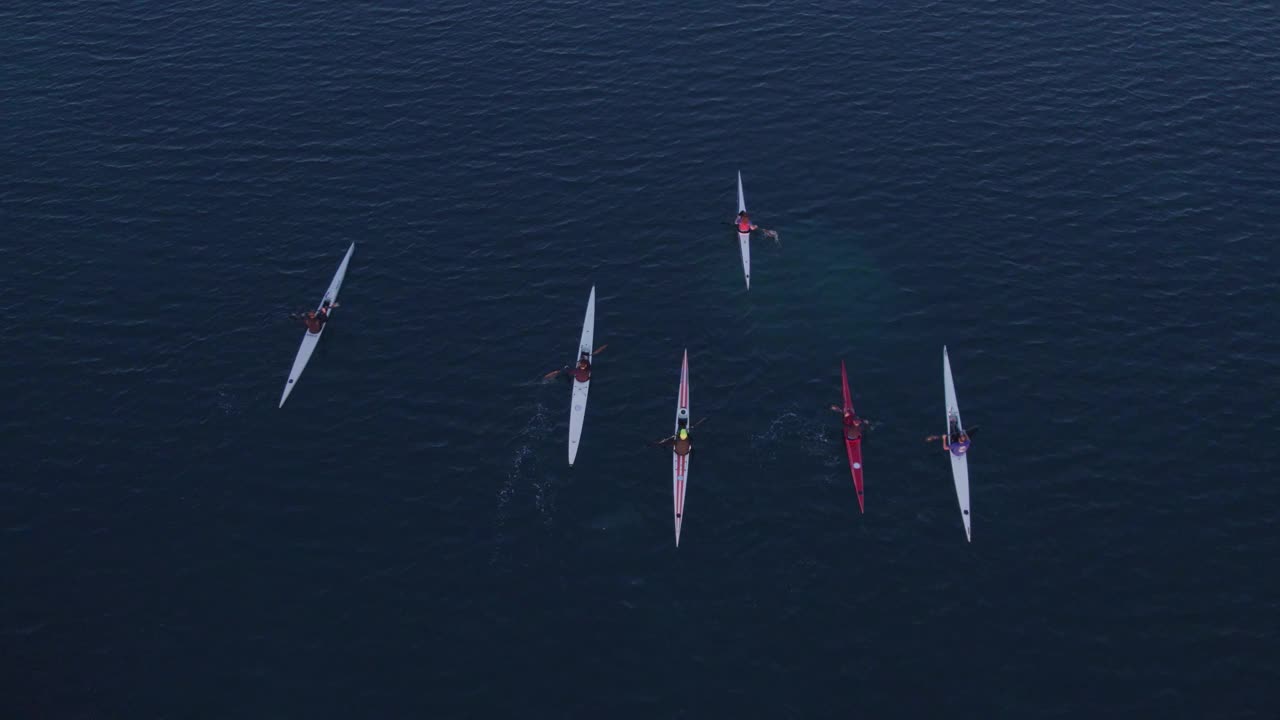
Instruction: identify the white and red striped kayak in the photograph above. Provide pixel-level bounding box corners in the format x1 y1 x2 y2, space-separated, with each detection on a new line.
672 349 691 546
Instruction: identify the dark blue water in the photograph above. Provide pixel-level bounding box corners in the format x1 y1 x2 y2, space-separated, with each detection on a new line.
4 1 1279 717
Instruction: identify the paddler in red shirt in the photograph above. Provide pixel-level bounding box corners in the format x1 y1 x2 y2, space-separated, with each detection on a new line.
828 405 873 441
292 299 338 334
734 211 780 245
543 345 608 382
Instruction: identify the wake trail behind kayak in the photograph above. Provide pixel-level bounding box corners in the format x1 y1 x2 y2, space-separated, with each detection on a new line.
751 409 841 465
492 403 555 565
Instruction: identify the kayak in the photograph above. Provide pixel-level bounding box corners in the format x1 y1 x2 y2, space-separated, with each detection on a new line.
737 171 751 289
279 243 355 408
840 360 866 512
943 346 972 541
567 285 595 466
672 348 690 546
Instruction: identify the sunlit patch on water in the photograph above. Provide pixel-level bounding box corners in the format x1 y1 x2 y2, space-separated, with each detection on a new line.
215 387 241 417
533 473 557 525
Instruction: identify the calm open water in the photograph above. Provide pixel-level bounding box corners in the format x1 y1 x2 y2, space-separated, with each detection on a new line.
3 1 1279 717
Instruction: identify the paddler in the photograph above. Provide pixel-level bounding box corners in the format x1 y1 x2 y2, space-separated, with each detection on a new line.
828 405 872 441
544 345 608 382
292 300 339 334
294 310 323 334
734 211 781 246
571 353 591 382
653 417 705 452
657 426 693 456
925 420 976 455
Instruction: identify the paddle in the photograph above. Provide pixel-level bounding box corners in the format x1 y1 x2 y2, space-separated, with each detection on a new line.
832 407 874 425
924 425 978 443
649 416 708 446
542 345 609 380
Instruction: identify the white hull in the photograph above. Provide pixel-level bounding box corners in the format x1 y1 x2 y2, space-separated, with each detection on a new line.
737 171 750 288
943 346 972 541
672 349 690 546
568 286 595 466
279 243 355 407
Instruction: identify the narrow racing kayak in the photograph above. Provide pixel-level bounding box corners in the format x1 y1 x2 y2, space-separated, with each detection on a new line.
672 349 690 546
737 171 751 289
840 360 866 512
567 286 596 466
943 346 972 541
279 243 355 408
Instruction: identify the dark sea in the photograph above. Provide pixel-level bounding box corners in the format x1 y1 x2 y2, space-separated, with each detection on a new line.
4 1 1279 717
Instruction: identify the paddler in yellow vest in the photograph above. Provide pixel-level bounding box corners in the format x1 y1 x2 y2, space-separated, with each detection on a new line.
654 420 704 454
670 427 692 456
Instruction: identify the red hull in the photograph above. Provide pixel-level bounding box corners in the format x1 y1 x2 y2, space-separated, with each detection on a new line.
841 360 866 512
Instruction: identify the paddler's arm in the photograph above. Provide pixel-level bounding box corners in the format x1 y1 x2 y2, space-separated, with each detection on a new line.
942 436 951 451
829 405 844 414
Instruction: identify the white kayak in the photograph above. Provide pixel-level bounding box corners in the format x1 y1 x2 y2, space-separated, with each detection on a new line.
943 346 972 541
737 171 751 288
567 285 596 466
279 243 355 408
672 348 690 546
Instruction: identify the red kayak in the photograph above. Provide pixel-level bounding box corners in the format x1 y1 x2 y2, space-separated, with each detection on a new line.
840 360 866 512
